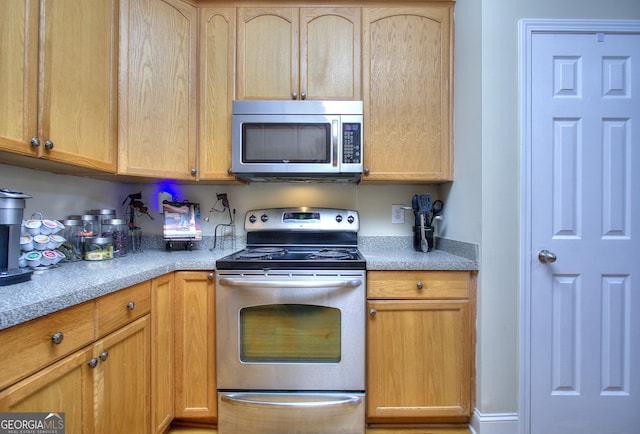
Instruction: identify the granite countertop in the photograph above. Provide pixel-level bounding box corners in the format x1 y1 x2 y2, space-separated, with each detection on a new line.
0 237 478 330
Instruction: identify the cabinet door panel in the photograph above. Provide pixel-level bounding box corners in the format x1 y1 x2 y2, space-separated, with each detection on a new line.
119 0 197 179
363 6 453 182
0 0 38 156
300 8 361 100
237 7 298 100
367 300 470 422
198 7 236 181
174 271 216 420
151 274 175 433
41 0 117 172
0 347 94 434
94 316 150 434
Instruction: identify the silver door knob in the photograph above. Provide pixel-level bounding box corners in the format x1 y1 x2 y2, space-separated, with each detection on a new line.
538 249 557 263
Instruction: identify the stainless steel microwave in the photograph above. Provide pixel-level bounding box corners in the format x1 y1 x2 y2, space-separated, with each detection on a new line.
231 100 363 182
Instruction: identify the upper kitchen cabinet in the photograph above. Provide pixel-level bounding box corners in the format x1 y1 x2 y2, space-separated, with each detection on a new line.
0 0 118 173
362 4 454 183
198 7 236 181
237 7 361 101
118 0 198 180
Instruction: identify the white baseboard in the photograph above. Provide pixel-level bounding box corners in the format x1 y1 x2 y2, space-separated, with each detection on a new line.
470 409 520 434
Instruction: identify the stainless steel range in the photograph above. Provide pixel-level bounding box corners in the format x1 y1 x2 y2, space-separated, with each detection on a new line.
216 207 366 434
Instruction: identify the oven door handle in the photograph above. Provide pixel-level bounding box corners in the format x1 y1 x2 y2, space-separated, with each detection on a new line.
220 393 362 409
218 278 363 289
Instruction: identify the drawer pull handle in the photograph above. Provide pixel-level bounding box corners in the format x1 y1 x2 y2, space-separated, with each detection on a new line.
369 309 377 317
88 358 99 369
126 301 135 311
416 281 424 290
99 351 109 362
51 332 64 345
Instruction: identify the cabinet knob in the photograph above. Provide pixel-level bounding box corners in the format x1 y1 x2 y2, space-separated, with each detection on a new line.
227 168 233 175
291 91 297 100
191 168 197 176
416 281 424 290
369 308 377 316
88 358 99 369
127 301 135 311
363 168 370 176
30 137 40 147
44 140 54 150
300 91 306 100
99 351 109 362
207 272 214 281
51 331 64 345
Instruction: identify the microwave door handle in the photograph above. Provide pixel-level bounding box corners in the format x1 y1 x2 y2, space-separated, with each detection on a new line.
332 119 339 167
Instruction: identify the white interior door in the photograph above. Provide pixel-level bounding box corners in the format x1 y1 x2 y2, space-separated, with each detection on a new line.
523 22 640 434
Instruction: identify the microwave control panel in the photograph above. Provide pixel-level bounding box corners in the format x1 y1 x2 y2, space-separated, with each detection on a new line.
342 123 362 164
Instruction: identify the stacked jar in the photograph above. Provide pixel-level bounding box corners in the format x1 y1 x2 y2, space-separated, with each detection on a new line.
102 219 128 257
60 219 84 261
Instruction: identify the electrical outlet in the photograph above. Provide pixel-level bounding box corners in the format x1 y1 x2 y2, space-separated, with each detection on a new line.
392 204 405 224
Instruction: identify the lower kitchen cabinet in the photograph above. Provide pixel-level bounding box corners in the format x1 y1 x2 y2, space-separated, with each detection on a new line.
0 282 152 434
0 315 151 434
366 271 474 425
174 271 217 422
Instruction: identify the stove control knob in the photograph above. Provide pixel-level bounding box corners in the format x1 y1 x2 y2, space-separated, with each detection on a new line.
335 215 343 223
347 215 355 224
261 214 269 223
249 214 257 224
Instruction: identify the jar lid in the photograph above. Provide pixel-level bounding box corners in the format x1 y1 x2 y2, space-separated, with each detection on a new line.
80 214 101 221
103 219 127 225
89 209 116 216
90 236 113 244
61 219 83 226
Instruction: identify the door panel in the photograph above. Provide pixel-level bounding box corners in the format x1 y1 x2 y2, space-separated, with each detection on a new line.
529 29 640 433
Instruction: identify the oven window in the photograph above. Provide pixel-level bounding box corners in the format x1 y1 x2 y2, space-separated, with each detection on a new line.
239 304 341 363
242 123 331 163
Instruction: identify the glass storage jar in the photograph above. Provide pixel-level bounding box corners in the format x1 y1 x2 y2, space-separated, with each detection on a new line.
82 236 114 261
102 219 127 257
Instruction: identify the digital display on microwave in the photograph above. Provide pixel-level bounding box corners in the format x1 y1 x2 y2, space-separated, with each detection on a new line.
242 123 331 163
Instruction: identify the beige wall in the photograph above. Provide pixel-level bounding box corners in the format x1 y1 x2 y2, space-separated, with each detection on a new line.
0 164 438 237
452 0 640 422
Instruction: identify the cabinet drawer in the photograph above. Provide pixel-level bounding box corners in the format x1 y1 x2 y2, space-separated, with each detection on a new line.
96 281 151 338
0 302 94 390
367 271 470 299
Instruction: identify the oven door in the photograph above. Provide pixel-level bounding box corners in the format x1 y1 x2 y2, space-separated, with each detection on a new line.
216 270 365 391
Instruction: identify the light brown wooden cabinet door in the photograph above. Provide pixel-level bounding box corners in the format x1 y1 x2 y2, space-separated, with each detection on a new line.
94 315 151 434
119 0 198 180
0 0 38 157
0 347 95 434
198 7 237 181
174 271 216 422
362 5 453 182
237 7 360 101
0 0 117 172
366 300 470 423
151 273 175 433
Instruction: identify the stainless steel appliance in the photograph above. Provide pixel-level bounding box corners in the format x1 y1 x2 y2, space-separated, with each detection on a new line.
216 207 366 434
231 100 363 182
0 188 32 285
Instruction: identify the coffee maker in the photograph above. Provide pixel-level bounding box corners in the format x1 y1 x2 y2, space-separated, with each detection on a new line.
1 188 33 285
